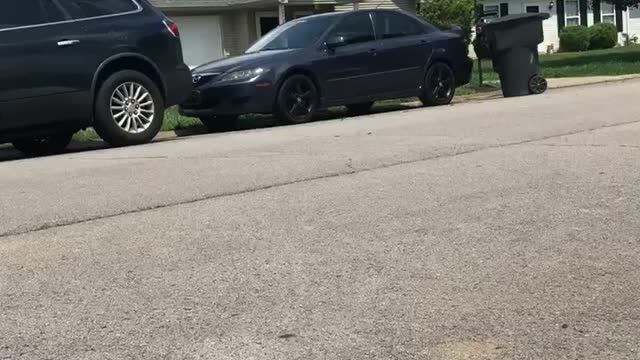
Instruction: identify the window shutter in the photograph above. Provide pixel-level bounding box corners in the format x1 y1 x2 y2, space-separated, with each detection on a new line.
593 0 601 23
616 5 624 32
580 0 588 26
500 3 509 17
557 0 565 29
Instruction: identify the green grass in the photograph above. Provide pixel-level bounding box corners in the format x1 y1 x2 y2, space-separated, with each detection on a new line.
72 45 640 141
470 44 640 84
73 107 200 142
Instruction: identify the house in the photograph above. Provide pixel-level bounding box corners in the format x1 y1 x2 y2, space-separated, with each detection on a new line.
475 0 640 53
150 0 418 67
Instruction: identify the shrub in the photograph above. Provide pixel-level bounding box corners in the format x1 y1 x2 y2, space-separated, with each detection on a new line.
589 22 618 49
420 0 475 45
560 26 590 52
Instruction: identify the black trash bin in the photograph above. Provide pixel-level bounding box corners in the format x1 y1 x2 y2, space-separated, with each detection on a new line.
478 13 550 97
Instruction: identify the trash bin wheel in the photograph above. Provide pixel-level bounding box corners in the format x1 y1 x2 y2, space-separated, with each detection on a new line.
528 75 547 94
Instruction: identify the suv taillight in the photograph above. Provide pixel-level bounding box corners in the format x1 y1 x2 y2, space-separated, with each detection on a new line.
163 19 179 38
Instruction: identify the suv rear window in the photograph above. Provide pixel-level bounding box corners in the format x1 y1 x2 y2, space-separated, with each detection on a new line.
0 0 66 30
59 0 139 19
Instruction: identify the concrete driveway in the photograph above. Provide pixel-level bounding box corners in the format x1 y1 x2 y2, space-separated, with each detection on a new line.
1 80 640 359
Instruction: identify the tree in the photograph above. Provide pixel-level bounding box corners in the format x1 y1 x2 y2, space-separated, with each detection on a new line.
420 0 475 44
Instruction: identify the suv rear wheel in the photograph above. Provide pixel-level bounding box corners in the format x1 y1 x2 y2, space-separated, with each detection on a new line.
93 70 164 147
12 132 73 157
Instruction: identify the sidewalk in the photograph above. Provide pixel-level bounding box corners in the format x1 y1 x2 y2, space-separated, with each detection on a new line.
548 73 640 88
456 73 640 103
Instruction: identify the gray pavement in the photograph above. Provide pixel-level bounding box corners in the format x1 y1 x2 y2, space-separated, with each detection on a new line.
1 80 640 359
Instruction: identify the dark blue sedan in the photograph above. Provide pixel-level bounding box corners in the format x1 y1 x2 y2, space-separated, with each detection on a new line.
179 9 473 130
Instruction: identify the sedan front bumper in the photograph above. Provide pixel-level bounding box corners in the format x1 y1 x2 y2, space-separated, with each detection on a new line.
179 81 277 118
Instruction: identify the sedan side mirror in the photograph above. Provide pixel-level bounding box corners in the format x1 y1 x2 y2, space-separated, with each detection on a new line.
324 35 347 50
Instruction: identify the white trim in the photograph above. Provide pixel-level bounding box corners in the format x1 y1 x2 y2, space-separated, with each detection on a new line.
0 0 143 33
600 1 616 24
255 11 279 38
565 0 580 27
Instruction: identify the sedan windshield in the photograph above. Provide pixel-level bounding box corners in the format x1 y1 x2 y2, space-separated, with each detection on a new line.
246 16 336 53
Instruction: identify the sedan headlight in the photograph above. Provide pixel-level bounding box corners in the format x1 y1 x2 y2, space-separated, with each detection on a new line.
219 68 265 82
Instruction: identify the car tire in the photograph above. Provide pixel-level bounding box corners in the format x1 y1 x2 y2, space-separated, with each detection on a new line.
346 102 374 116
200 115 239 132
93 70 164 147
275 74 319 125
419 62 456 107
12 132 73 157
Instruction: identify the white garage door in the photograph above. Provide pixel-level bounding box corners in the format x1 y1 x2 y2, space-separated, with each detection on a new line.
171 15 224 68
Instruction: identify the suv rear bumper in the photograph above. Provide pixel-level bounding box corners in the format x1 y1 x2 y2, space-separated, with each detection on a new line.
164 64 192 107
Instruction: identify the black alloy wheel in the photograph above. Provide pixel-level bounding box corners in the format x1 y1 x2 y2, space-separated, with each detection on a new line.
276 75 318 125
420 62 456 106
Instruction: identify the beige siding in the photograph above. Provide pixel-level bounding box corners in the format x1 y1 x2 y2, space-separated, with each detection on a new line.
150 0 268 10
286 0 338 4
336 0 416 12
221 11 258 56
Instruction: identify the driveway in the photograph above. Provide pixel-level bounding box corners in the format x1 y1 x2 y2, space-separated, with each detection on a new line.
1 80 640 359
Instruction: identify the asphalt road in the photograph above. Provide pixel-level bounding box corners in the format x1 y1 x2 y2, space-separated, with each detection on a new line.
1 80 640 359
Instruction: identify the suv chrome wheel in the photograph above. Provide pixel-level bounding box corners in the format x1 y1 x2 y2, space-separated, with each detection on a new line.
110 82 155 134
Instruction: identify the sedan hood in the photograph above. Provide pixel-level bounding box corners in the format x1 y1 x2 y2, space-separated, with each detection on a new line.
193 49 299 74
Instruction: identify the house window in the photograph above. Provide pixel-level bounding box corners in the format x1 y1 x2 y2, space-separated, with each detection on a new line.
601 2 615 24
525 5 540 13
483 4 500 19
565 0 580 26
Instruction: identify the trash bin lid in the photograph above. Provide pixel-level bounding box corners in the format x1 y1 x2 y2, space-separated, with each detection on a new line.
483 13 550 28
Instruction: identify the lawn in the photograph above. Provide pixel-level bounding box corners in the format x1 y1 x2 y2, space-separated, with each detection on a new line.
468 44 640 86
74 45 640 141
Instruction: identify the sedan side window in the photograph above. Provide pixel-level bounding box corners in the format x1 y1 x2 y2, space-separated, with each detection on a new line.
327 13 375 46
374 12 425 39
0 0 66 30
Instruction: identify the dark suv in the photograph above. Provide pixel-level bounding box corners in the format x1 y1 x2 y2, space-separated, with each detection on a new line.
0 0 192 156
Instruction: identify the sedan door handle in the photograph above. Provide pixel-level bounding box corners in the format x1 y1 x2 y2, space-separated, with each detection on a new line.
57 39 80 47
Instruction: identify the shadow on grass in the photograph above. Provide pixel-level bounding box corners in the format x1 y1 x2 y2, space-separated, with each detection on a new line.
0 102 417 163
541 47 640 68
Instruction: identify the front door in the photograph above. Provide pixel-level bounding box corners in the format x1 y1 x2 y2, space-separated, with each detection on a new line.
316 12 379 103
0 0 88 131
256 12 279 37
